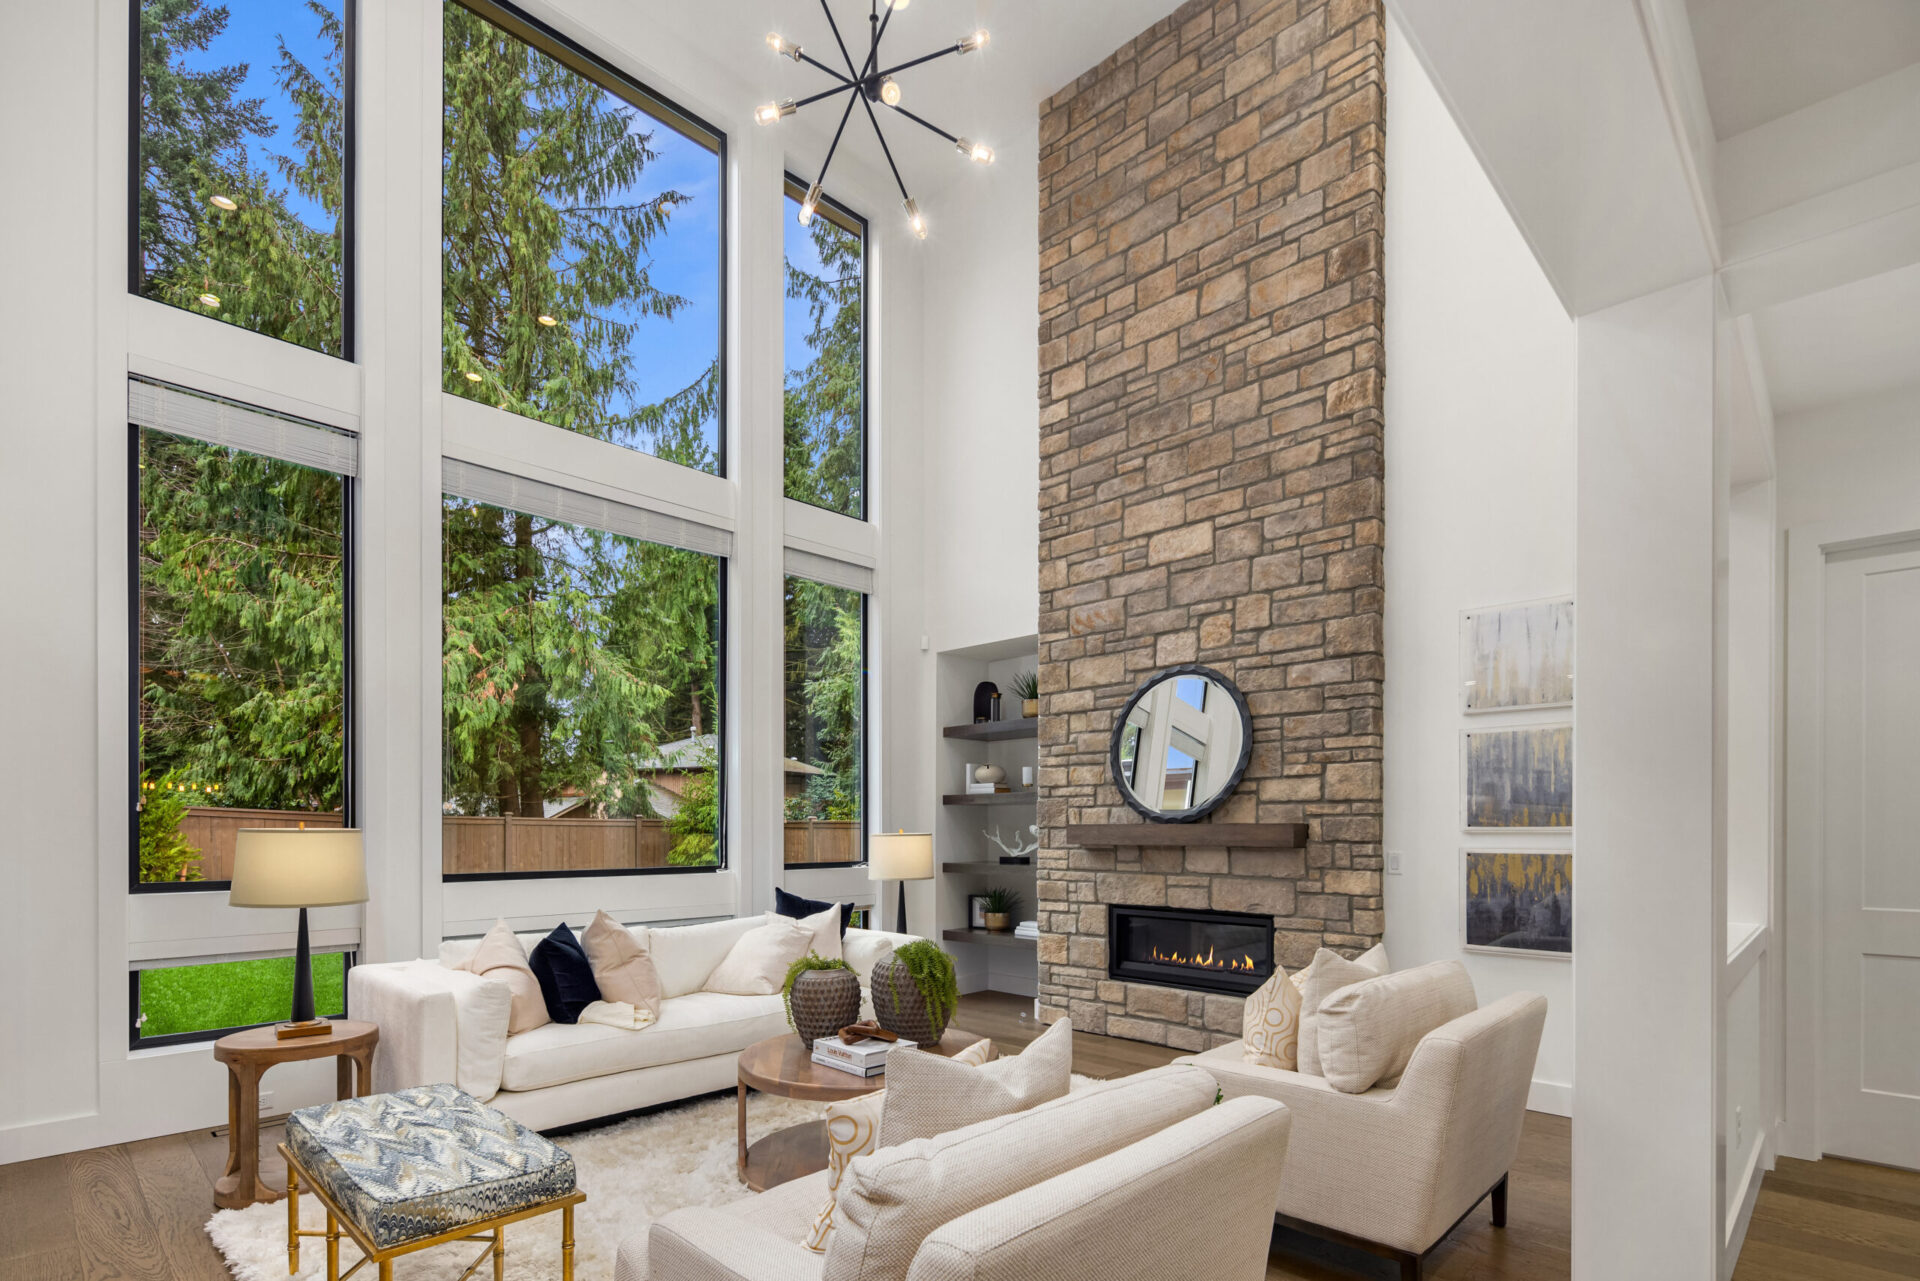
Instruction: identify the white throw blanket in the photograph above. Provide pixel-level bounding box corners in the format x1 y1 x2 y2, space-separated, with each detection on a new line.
578 1000 657 1030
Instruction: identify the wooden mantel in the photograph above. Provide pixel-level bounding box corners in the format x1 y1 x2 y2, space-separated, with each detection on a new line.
1063 823 1308 849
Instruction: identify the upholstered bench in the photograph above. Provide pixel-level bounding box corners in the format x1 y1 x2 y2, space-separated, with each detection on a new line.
279 1082 585 1280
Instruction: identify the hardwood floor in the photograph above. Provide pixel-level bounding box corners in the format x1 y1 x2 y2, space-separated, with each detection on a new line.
4 991 1908 1281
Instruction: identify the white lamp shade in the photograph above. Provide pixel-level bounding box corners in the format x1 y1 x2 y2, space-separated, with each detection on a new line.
229 828 368 908
868 831 934 882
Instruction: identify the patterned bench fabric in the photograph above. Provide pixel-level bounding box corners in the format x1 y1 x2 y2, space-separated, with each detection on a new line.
286 1083 576 1250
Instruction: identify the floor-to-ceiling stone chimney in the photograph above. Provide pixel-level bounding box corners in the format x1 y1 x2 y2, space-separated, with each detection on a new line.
1035 0 1386 1050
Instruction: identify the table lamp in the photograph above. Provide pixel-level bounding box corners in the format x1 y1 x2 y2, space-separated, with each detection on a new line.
869 830 933 935
229 826 367 1039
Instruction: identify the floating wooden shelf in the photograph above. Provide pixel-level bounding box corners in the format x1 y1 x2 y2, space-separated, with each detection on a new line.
941 792 1037 807
942 861 1035 874
941 717 1039 742
942 928 1037 950
1064 822 1308 848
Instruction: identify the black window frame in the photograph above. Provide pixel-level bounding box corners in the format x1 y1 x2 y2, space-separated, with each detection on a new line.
127 421 358 895
437 496 730 882
448 0 731 479
129 950 355 1050
782 578 869 870
781 173 870 523
127 0 359 361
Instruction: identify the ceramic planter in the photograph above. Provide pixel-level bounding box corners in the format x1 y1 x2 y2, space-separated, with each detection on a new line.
869 956 951 1045
789 967 862 1046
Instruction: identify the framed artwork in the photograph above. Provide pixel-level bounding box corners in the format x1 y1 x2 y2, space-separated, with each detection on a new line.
1462 725 1573 831
967 894 989 930
1463 851 1572 957
1461 597 1574 713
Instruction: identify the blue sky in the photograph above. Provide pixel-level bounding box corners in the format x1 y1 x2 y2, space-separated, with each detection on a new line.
198 0 336 230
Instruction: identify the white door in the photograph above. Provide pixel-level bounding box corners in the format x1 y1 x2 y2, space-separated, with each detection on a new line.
1821 540 1920 1169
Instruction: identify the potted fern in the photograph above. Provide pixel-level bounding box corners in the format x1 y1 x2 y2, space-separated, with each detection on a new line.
783 954 861 1047
1009 670 1040 718
981 885 1022 933
870 940 959 1044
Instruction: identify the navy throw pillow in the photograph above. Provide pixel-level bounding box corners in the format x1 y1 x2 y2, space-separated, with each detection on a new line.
774 886 856 937
528 923 600 1024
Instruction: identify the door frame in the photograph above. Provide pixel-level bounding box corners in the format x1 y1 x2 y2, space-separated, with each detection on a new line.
1782 508 1920 1159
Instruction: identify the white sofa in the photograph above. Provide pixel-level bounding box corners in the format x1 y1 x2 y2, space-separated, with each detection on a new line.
349 917 918 1131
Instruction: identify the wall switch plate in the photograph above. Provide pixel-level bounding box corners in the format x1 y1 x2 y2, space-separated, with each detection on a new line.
1386 851 1403 875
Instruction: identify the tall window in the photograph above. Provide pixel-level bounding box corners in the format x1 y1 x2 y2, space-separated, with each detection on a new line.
443 1 725 473
133 953 349 1048
783 179 866 518
133 400 351 890
132 0 351 357
783 576 865 866
442 485 724 877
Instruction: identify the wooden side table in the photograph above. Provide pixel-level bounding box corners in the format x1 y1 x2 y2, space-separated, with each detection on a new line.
212 1019 378 1210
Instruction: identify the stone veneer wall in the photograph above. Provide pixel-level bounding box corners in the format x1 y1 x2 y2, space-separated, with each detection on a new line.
1034 0 1386 1050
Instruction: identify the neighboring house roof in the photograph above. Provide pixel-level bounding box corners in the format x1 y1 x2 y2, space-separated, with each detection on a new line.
635 733 824 777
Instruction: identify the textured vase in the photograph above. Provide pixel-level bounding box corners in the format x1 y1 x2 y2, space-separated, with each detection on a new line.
790 967 862 1047
870 957 951 1045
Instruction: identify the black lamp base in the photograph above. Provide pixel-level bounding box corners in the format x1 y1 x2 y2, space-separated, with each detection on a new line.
276 906 331 1037
896 880 909 936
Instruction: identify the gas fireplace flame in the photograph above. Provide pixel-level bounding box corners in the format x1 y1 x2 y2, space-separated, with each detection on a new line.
1147 944 1258 973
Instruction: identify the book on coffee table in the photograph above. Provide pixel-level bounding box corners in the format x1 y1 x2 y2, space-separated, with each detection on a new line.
811 1053 887 1078
812 1035 916 1073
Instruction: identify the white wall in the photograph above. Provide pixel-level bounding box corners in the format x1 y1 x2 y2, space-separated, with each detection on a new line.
1775 385 1920 530
1382 17 1577 1113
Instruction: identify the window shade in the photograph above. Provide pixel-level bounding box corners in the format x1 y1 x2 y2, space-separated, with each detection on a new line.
129 378 359 476
784 547 874 595
441 458 734 559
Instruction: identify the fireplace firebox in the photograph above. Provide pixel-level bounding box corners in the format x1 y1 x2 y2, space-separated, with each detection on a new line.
1108 905 1274 996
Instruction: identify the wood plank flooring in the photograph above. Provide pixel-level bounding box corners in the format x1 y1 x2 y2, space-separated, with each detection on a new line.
1 990 1908 1281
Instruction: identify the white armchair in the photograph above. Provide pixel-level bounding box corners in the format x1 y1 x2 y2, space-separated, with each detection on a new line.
1179 991 1547 1281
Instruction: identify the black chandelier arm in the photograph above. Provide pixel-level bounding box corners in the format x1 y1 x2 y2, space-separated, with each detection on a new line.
795 82 858 112
813 89 861 193
884 101 961 147
857 92 911 201
859 2 899 82
818 0 863 80
796 49 854 84
872 44 967 82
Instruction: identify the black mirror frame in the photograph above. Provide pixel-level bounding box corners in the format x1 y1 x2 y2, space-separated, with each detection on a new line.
1108 663 1254 823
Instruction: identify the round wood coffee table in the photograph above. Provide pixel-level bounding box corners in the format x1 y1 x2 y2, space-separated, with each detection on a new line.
736 1029 989 1191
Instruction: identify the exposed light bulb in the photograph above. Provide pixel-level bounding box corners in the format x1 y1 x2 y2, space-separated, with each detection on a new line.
755 98 797 125
956 137 994 164
798 181 823 226
465 370 483 383
888 0 911 9
879 76 902 107
957 29 989 54
197 292 220 307
766 32 802 61
209 194 238 211
903 196 927 240
537 314 558 327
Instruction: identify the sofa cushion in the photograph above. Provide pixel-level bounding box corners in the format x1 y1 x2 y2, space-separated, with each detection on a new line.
581 910 662 1019
1297 946 1389 1076
458 919 548 1036
879 1017 1069 1148
705 914 817 996
777 886 857 937
821 1063 1219 1281
795 903 846 962
1316 960 1478 1093
528 923 600 1025
842 930 909 984
650 916 769 998
1242 964 1303 1070
498 991 786 1092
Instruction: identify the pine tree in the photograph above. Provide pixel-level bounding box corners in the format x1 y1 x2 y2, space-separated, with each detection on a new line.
783 215 864 512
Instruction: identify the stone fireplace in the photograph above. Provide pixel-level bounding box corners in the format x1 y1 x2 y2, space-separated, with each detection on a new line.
1109 905 1274 996
1034 0 1387 1051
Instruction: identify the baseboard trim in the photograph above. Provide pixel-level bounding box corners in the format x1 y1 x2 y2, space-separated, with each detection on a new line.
1527 1077 1572 1116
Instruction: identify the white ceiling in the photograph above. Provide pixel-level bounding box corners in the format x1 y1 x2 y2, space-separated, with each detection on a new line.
1752 259 1920 417
1685 0 1920 138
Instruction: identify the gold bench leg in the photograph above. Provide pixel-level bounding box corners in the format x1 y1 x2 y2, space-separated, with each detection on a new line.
287 1163 299 1274
493 1224 505 1281
563 1204 575 1281
326 1208 339 1280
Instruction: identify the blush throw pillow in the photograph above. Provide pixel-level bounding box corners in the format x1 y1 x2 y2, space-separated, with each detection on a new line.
459 919 549 1035
1242 964 1303 1070
527 923 601 1025
879 1017 1071 1148
703 913 817 996
580 910 662 1021
1297 946 1390 1077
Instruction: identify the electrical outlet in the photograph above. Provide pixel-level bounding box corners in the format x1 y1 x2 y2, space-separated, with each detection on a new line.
1387 851 1403 875
258 1091 274 1115
1734 1105 1744 1150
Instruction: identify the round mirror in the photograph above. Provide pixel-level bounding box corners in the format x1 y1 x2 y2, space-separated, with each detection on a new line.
1109 664 1252 822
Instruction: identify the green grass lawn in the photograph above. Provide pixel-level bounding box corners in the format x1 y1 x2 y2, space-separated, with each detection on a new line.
138 952 347 1039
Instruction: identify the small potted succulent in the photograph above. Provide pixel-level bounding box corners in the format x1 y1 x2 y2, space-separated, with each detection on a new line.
1009 670 1040 719
981 885 1022 933
783 954 861 1047
870 940 959 1045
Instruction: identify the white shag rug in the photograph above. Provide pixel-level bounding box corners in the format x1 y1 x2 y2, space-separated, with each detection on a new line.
206 1089 822 1281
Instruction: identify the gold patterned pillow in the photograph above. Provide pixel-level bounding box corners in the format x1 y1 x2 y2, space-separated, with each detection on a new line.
803 1038 994 1252
1243 965 1302 1070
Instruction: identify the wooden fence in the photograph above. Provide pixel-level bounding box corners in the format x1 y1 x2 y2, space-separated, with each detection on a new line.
180 808 860 877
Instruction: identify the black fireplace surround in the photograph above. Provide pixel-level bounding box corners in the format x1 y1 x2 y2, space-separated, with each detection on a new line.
1108 905 1275 996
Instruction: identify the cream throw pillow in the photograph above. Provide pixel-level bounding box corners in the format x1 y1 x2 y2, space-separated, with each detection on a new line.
803 1038 993 1253
879 1016 1071 1148
1296 946 1389 1076
798 902 845 962
580 910 662 1020
1316 959 1477 1093
459 919 548 1036
702 913 816 995
1242 964 1302 1069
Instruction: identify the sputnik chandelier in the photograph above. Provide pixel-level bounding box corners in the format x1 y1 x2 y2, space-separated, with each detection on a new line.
757 0 993 239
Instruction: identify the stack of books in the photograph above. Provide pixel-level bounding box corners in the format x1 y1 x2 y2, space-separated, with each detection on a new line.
1013 920 1039 940
812 1035 917 1078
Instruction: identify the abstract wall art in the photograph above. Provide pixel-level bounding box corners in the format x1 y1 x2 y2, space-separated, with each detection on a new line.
1461 598 1575 712
1462 725 1573 830
1464 850 1572 956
